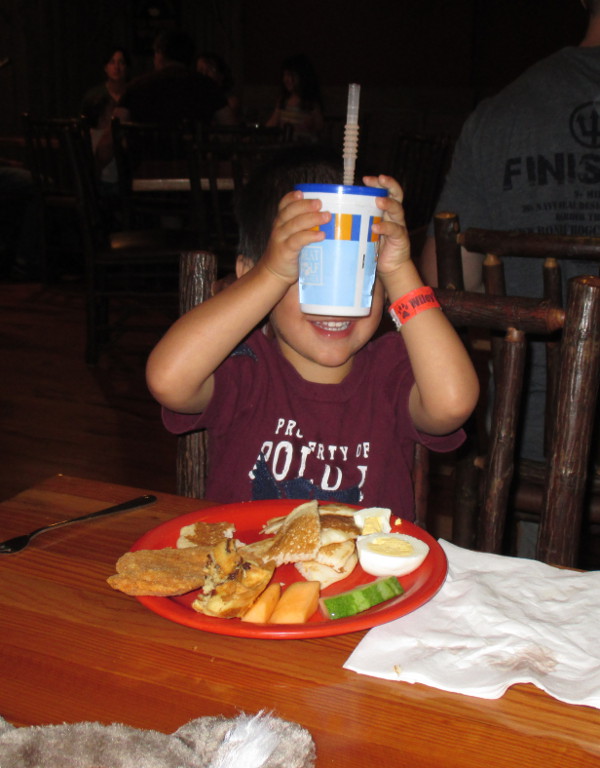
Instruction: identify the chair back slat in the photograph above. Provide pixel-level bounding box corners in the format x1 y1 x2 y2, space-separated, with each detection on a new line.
459 227 600 261
478 328 527 551
435 289 565 334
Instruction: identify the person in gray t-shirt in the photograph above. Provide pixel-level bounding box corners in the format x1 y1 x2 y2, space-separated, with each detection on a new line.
420 0 600 462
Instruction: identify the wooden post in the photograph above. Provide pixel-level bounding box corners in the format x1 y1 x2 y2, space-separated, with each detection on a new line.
433 212 464 290
478 328 526 553
482 252 506 296
537 276 600 565
176 250 218 499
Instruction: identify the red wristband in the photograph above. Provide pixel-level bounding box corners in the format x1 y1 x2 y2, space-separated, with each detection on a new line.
388 287 440 329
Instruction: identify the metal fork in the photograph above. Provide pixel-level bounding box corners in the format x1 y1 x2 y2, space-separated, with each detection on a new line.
0 494 157 554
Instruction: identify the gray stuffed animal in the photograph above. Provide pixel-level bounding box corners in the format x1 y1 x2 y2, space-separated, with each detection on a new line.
0 710 316 768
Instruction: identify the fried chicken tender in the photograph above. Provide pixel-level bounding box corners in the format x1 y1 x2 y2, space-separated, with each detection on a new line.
107 546 211 596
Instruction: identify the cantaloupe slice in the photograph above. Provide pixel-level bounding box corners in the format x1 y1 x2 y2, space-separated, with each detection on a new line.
269 581 320 624
240 582 281 623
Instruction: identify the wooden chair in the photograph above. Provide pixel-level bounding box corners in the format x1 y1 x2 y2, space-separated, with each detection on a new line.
62 120 213 365
432 214 600 565
22 113 87 281
111 117 204 233
434 211 600 457
175 250 218 498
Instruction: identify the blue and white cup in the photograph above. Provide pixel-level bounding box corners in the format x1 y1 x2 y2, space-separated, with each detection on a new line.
294 183 387 316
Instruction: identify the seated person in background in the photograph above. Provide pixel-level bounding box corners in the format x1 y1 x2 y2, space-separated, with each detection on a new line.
419 0 600 463
146 145 479 516
196 51 241 125
95 29 230 170
266 54 324 142
80 46 130 131
80 45 131 187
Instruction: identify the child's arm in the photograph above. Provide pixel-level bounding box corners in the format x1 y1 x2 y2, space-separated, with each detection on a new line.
146 192 330 414
364 175 479 436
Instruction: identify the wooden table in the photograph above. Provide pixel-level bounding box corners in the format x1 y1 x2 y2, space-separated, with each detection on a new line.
1 475 599 767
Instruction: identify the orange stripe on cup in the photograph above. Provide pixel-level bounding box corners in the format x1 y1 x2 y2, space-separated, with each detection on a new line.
334 213 353 240
370 216 382 242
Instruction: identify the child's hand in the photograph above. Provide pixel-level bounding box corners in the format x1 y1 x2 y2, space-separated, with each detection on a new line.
259 190 331 285
362 175 411 276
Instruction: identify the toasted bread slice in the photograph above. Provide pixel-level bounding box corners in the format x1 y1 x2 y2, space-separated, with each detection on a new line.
267 500 321 566
318 503 357 516
176 520 235 549
238 537 275 564
319 513 361 545
314 539 357 569
295 550 358 589
261 502 356 536
260 514 287 535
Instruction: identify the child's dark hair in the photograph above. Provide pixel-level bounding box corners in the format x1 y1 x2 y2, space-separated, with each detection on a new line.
236 144 342 264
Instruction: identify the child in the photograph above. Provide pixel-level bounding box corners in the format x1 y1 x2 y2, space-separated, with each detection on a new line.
146 146 479 520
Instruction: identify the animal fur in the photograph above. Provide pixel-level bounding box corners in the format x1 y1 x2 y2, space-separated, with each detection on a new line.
0 710 316 768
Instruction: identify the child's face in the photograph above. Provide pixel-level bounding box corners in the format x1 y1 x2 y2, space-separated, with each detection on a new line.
269 278 386 383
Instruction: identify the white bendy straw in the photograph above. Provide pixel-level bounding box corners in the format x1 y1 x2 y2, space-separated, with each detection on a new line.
343 83 360 185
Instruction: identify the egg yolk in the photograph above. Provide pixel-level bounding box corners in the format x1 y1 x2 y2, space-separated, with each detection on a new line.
367 537 415 557
362 516 383 535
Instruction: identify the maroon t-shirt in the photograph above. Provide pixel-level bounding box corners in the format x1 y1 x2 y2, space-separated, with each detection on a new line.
163 329 464 520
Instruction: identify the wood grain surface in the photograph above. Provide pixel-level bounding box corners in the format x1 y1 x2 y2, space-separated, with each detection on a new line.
1 475 600 766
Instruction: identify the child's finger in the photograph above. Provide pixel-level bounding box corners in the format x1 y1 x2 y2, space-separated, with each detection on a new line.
274 208 330 241
285 227 327 253
373 219 406 239
375 195 406 225
276 194 324 226
363 174 404 199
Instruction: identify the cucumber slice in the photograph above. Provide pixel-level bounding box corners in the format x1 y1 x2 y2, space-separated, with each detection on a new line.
320 576 404 619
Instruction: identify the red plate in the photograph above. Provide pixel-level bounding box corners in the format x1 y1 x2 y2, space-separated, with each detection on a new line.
132 499 447 639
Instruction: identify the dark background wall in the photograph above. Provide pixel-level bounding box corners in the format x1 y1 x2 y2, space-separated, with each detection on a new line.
0 0 588 137
242 0 585 90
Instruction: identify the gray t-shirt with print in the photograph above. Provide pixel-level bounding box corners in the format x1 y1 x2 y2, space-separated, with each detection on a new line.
434 45 600 459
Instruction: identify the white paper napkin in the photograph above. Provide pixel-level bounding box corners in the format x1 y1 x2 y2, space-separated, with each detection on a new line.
344 540 600 706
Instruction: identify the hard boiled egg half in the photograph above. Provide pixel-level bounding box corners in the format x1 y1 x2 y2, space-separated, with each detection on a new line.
356 533 430 577
353 507 392 535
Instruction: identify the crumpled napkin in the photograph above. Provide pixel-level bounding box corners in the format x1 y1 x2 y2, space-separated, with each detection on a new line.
344 540 600 706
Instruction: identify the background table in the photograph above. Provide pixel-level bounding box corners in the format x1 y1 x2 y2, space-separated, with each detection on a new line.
132 177 234 192
1 474 599 767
